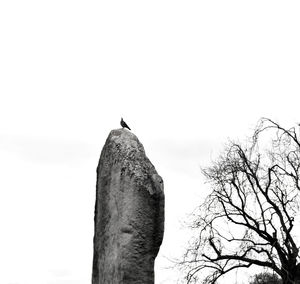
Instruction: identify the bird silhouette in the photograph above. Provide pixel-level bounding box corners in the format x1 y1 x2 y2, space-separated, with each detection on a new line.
120 118 131 130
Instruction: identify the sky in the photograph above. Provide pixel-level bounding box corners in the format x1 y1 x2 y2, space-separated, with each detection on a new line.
1 1 300 283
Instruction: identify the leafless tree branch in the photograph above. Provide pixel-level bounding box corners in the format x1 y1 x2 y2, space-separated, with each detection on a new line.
181 118 300 284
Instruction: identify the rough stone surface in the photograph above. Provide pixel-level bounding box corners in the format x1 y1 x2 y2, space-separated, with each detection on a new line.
92 129 164 284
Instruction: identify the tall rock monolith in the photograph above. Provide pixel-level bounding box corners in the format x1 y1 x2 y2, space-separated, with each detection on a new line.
92 129 164 284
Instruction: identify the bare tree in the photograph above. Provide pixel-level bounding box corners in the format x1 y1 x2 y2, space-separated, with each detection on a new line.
182 118 300 284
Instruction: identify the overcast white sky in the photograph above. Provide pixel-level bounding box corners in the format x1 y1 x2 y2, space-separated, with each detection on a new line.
1 1 300 284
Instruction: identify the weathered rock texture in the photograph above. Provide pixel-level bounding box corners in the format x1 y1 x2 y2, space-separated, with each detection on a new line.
92 129 164 284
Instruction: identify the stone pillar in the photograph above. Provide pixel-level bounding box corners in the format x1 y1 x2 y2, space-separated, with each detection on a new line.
92 129 164 284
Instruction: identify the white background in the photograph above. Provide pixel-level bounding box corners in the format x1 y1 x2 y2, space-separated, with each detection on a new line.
1 1 300 283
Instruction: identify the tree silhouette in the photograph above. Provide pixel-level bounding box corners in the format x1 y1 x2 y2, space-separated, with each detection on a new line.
182 118 300 284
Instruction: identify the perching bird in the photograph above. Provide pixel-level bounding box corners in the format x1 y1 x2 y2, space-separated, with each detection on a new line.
120 117 131 130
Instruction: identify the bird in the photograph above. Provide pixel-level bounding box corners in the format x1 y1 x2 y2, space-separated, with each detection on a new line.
120 117 131 130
